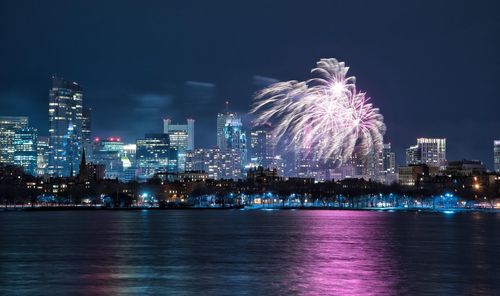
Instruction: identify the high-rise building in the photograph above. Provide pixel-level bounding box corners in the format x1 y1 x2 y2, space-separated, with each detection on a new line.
405 145 421 165
13 127 38 175
163 118 194 171
0 116 29 164
222 117 247 165
163 118 195 150
82 107 92 159
406 138 446 169
136 133 178 179
121 143 137 182
216 104 247 167
249 124 276 169
381 143 396 174
36 136 50 176
495 140 500 173
377 143 397 184
48 76 85 177
216 106 238 149
92 137 124 179
185 148 242 180
122 144 136 169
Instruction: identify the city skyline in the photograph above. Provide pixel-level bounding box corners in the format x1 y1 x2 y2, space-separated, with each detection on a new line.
1 1 499 169
1 2 499 295
0 75 499 172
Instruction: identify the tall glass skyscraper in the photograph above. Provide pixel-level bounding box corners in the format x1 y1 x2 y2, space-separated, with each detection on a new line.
0 116 29 164
249 124 275 169
37 136 49 176
13 127 38 175
222 117 247 165
163 118 194 171
136 134 178 179
82 107 92 159
216 110 238 149
92 137 124 180
48 76 84 177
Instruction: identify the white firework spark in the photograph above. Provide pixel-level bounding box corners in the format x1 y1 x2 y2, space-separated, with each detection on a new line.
251 58 386 165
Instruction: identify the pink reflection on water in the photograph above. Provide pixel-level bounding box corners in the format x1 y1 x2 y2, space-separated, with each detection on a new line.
282 211 398 295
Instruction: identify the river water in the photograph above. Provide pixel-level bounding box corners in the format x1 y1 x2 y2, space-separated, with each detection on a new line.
1 210 499 295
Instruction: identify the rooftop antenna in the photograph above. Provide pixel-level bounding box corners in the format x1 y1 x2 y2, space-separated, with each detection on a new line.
225 100 229 113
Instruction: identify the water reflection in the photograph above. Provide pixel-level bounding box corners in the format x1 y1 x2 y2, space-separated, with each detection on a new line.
0 210 499 295
288 211 398 295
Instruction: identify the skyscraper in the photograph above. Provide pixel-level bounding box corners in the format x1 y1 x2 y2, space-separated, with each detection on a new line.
13 127 38 175
405 145 421 165
379 143 397 184
163 118 195 150
0 116 29 164
381 143 396 174
48 76 84 177
36 136 49 176
136 133 178 179
249 124 276 169
222 117 247 165
494 140 500 173
92 137 124 179
163 118 194 171
406 138 446 169
216 103 238 149
82 107 92 159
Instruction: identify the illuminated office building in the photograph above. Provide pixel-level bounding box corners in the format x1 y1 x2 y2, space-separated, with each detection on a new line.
82 107 92 158
37 136 49 176
122 144 136 169
406 138 446 169
136 134 178 179
222 116 247 166
13 127 38 175
48 76 85 177
216 109 238 149
249 124 276 169
92 137 124 179
185 148 242 180
0 116 28 164
163 118 194 171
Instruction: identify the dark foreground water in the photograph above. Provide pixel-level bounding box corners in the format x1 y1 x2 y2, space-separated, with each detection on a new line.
1 210 499 295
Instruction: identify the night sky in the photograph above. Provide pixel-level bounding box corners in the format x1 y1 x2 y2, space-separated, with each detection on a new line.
1 0 499 168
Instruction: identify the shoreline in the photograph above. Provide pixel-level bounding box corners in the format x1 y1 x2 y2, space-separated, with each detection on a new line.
1 205 499 213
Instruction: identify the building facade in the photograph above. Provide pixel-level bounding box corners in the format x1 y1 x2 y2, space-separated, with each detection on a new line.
216 111 238 149
0 116 29 164
163 118 194 171
36 136 49 176
406 138 446 169
222 117 247 166
136 134 178 180
495 140 500 173
249 124 276 169
185 148 242 180
82 107 92 159
48 76 85 177
13 127 38 175
92 137 124 180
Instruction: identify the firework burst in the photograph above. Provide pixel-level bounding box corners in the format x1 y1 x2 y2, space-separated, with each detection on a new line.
251 58 386 165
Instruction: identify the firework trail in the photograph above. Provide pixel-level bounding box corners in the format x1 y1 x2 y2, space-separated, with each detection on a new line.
251 58 386 165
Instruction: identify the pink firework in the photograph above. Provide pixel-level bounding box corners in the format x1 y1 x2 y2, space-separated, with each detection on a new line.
251 58 386 165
